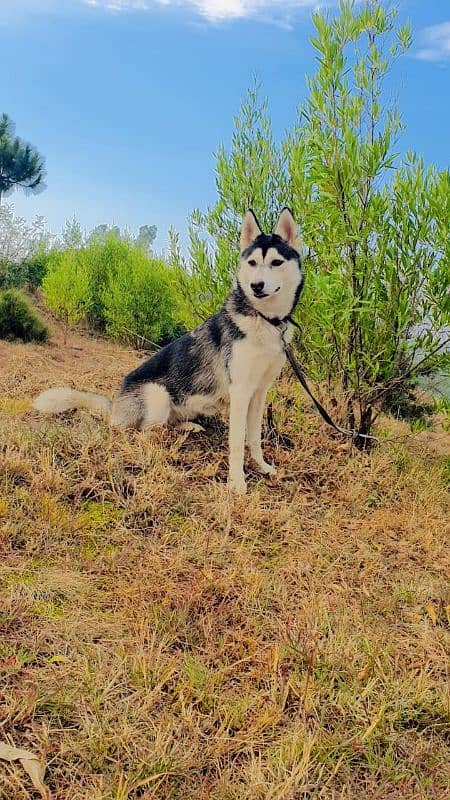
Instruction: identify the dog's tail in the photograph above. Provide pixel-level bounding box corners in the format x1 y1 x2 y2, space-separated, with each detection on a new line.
33 388 112 417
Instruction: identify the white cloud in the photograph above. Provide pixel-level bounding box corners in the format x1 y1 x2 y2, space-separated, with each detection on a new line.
415 21 450 62
0 0 325 26
84 0 321 23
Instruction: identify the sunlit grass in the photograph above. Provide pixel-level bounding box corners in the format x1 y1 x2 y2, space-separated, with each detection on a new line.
0 328 449 799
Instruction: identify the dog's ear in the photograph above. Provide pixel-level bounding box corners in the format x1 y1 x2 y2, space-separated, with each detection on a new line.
240 209 262 252
274 207 300 252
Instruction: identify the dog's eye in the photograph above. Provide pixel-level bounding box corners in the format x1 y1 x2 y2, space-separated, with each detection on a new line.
271 259 284 267
248 259 257 267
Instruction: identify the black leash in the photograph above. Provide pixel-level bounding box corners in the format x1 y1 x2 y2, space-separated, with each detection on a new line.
257 310 378 445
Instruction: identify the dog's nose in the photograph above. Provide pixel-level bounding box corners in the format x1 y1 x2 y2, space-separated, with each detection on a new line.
251 281 265 295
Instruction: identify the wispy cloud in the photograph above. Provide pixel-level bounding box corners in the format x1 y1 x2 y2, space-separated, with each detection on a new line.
415 21 450 63
84 0 321 23
0 0 326 27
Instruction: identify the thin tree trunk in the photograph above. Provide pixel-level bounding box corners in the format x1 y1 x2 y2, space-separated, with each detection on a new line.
355 403 374 451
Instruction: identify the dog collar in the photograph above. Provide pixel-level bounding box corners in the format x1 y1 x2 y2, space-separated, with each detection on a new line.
256 310 304 342
256 311 284 327
256 310 290 331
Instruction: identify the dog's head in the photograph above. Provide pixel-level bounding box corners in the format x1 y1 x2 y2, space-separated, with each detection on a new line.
238 208 303 318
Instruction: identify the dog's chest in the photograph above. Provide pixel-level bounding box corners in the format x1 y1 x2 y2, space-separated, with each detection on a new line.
229 320 286 387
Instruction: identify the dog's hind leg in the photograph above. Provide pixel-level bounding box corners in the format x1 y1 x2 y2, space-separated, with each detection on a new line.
141 383 171 428
110 383 171 430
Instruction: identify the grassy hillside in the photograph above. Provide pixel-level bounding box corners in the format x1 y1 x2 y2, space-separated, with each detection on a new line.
0 322 449 800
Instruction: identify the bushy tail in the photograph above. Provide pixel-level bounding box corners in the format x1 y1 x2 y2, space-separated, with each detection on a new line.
33 388 111 417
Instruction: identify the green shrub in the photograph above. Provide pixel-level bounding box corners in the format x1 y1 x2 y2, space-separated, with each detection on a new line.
102 250 183 347
43 234 183 346
0 259 15 289
19 249 50 290
0 290 50 343
0 203 51 290
0 252 48 291
43 247 93 325
85 236 143 330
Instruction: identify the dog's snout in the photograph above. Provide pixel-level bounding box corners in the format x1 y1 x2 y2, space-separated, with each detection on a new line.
251 281 265 295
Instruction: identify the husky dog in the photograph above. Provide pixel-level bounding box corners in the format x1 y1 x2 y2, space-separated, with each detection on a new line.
33 208 303 493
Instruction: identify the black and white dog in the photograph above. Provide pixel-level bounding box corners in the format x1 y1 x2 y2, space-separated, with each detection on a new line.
34 208 304 493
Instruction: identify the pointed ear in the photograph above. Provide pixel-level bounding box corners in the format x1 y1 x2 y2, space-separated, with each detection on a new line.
274 207 300 251
240 209 262 252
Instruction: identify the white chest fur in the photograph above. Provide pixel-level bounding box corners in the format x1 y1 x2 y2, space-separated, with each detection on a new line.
228 314 288 389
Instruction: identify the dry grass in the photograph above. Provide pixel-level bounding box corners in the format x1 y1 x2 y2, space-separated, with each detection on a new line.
0 322 449 800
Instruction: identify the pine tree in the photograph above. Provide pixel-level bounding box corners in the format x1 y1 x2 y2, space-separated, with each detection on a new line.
0 114 46 204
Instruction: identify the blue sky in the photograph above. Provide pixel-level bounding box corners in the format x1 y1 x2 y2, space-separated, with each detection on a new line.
1 0 449 250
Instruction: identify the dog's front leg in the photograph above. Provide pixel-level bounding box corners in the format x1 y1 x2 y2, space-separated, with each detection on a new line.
247 386 276 476
228 385 252 494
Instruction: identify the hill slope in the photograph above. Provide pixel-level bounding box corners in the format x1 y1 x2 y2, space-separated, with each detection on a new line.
0 326 449 799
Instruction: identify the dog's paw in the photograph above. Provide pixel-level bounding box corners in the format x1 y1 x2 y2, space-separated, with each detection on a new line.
228 473 247 495
256 461 277 477
177 421 205 433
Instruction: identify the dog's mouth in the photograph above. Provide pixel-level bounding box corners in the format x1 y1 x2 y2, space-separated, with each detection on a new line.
253 286 281 299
